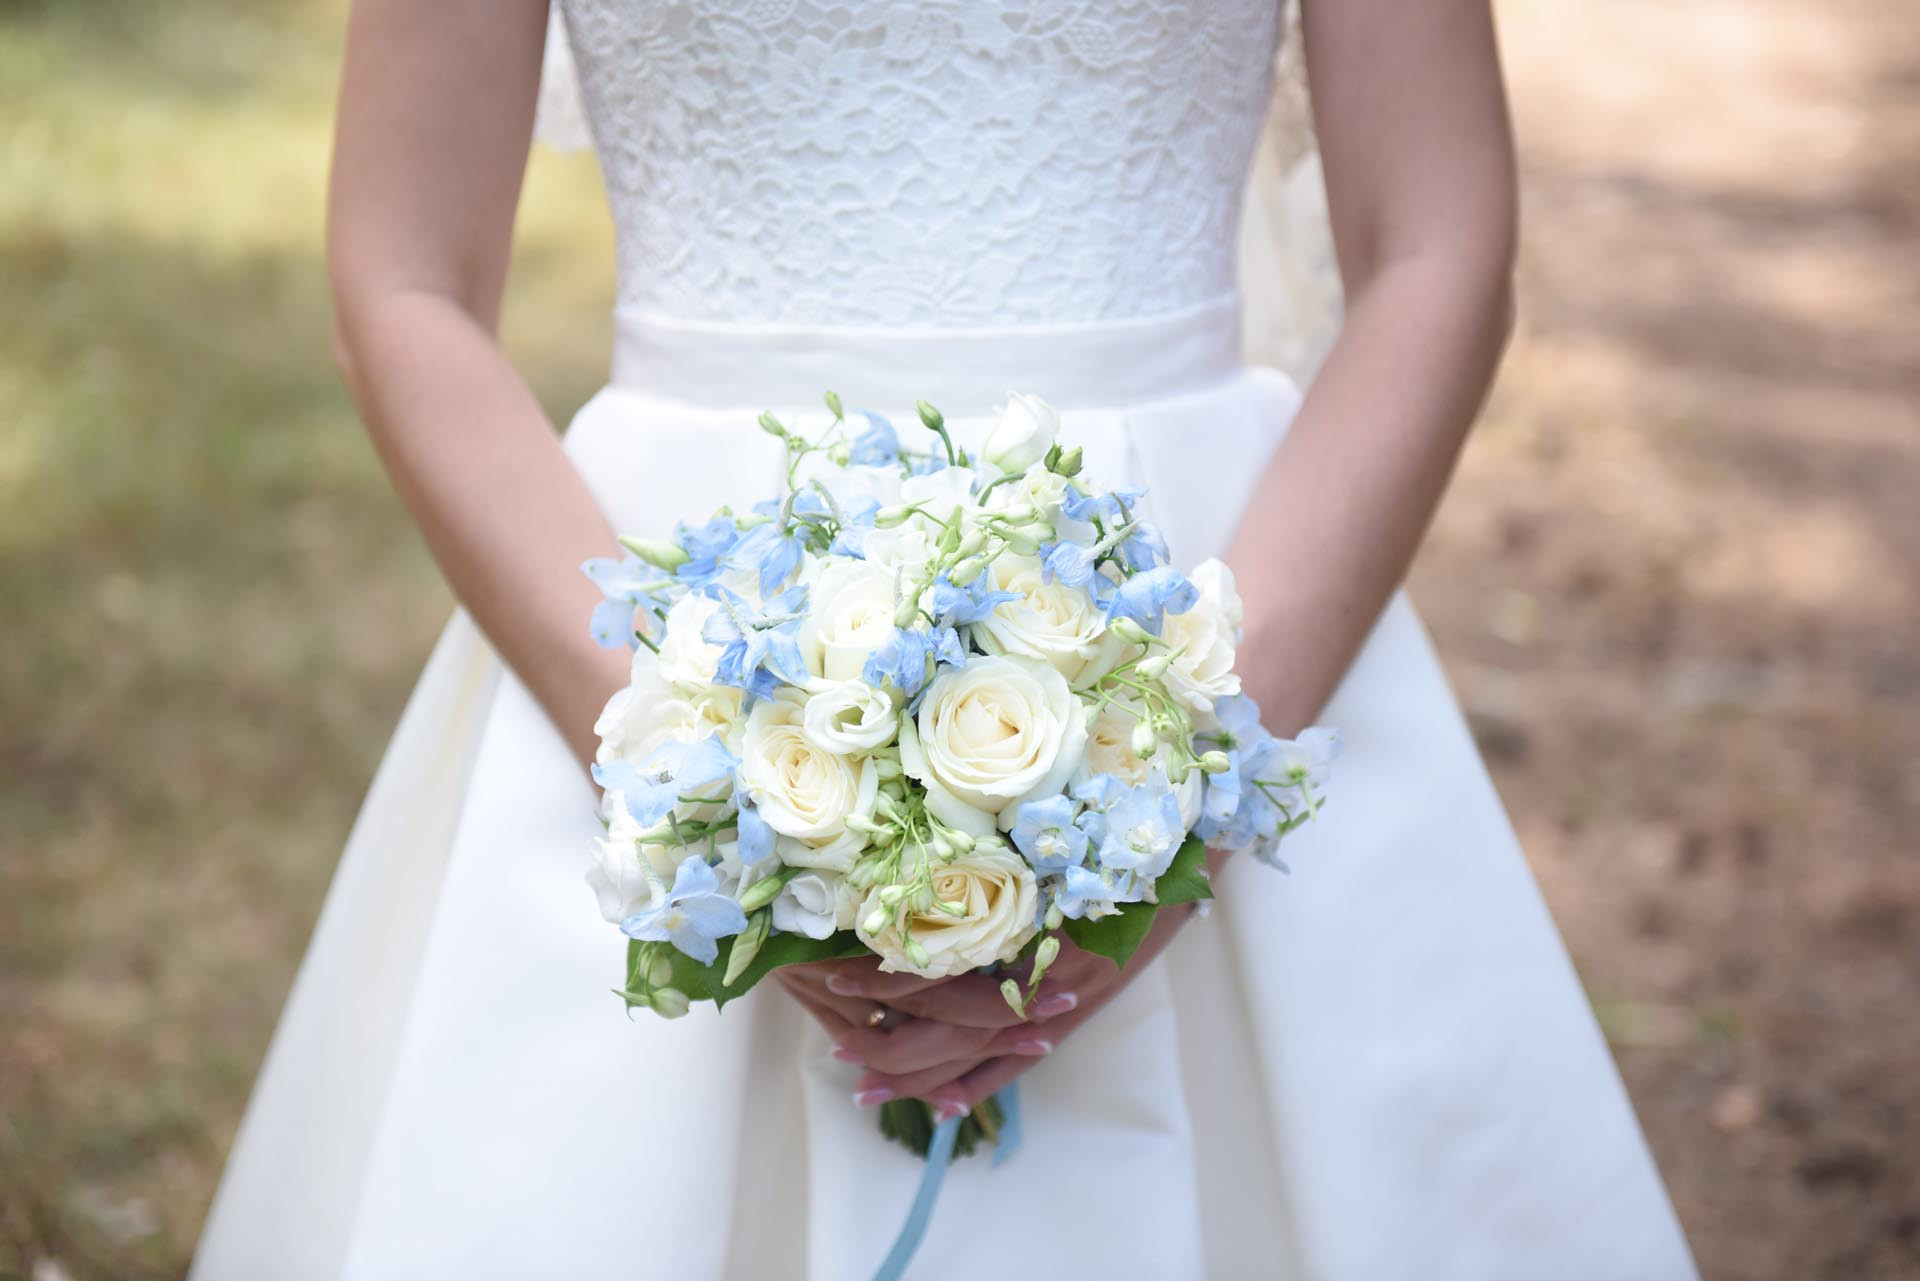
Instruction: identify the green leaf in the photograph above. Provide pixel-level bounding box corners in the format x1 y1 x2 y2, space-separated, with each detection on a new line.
659 929 868 1011
1064 901 1159 970
1153 835 1215 907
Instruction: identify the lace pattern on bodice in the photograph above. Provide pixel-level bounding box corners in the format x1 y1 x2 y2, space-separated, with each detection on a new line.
557 0 1282 329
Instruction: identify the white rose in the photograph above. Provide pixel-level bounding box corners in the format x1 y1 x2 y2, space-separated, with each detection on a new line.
898 465 982 529
795 455 904 511
798 559 898 682
910 654 1088 824
585 795 681 924
856 846 1039 977
973 553 1127 683
801 679 899 754
861 522 941 585
771 870 861 940
594 646 741 798
738 688 878 871
1157 558 1243 729
655 592 726 688
981 392 1059 474
1078 700 1204 832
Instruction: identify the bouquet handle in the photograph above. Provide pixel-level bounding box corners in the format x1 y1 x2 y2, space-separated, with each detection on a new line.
870 1085 1023 1280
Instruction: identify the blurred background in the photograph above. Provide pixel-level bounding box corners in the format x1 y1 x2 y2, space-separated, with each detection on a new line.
2 1 1915 1278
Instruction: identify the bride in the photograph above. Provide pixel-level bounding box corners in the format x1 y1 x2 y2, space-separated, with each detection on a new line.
193 1 1698 1277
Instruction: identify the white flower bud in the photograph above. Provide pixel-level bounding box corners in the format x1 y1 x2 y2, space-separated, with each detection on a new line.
1131 720 1159 758
736 874 784 913
650 987 691 1019
863 906 893 936
1109 617 1153 646
948 555 990 586
617 535 689 571
1032 934 1061 983
1000 977 1026 1017
1198 750 1232 774
1135 653 1172 680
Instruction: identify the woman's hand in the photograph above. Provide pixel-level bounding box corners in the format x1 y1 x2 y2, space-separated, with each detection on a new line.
777 896 1202 1121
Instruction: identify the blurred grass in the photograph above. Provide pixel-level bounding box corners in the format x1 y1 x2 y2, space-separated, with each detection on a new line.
0 3 611 1275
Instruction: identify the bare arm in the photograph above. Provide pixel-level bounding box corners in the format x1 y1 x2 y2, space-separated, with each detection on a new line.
329 0 628 768
1229 0 1518 732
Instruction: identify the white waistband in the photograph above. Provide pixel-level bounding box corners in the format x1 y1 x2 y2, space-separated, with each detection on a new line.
608 295 1245 415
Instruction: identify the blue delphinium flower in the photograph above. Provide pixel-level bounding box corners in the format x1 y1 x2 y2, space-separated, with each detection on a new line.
849 411 900 465
703 586 811 701
927 625 967 670
581 554 664 650
827 496 880 558
671 515 744 589
1119 520 1171 572
1054 862 1142 920
1009 793 1089 874
620 855 748 965
1060 483 1146 525
735 798 776 871
1038 539 1099 589
592 734 739 827
725 520 805 596
862 626 933 697
1102 565 1198 635
926 573 1020 628
1095 769 1186 879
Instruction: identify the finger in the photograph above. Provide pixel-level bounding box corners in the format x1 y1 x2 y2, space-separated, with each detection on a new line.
858 1028 1057 1103
819 961 961 1001
773 970 880 1029
929 1053 1045 1121
885 976 1082 1029
847 1018 998 1077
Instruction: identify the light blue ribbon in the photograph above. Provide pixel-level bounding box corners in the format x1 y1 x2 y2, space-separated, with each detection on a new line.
870 1084 1022 1281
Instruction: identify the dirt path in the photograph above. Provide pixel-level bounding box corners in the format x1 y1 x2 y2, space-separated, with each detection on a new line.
1413 2 1920 1276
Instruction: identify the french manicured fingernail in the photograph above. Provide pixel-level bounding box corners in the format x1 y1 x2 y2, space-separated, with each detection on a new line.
1033 992 1078 1018
933 1100 970 1124
826 974 862 996
1013 1038 1053 1056
854 1087 894 1109
831 1045 864 1065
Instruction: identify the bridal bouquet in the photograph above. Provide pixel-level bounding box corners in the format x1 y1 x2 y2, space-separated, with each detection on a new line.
582 391 1335 1155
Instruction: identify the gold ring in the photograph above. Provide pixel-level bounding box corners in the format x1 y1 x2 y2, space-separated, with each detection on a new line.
866 1006 890 1029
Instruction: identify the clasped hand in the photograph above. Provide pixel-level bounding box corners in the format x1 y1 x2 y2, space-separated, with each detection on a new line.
775 899 1198 1123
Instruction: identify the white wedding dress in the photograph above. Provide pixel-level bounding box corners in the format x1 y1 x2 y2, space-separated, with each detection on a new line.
192 3 1698 1278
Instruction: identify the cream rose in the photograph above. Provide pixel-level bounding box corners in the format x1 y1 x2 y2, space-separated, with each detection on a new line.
857 846 1039 977
798 559 898 681
1078 700 1204 832
801 679 899 754
909 654 1088 823
973 553 1127 683
981 392 1060 474
737 688 878 871
1156 558 1243 729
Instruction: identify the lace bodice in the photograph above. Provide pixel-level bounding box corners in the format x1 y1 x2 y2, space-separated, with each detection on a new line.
558 0 1283 329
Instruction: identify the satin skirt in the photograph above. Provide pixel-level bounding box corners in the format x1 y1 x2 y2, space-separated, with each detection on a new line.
191 299 1698 1280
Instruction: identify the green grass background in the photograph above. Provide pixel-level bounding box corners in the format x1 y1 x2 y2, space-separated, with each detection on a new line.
1 3 611 1274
